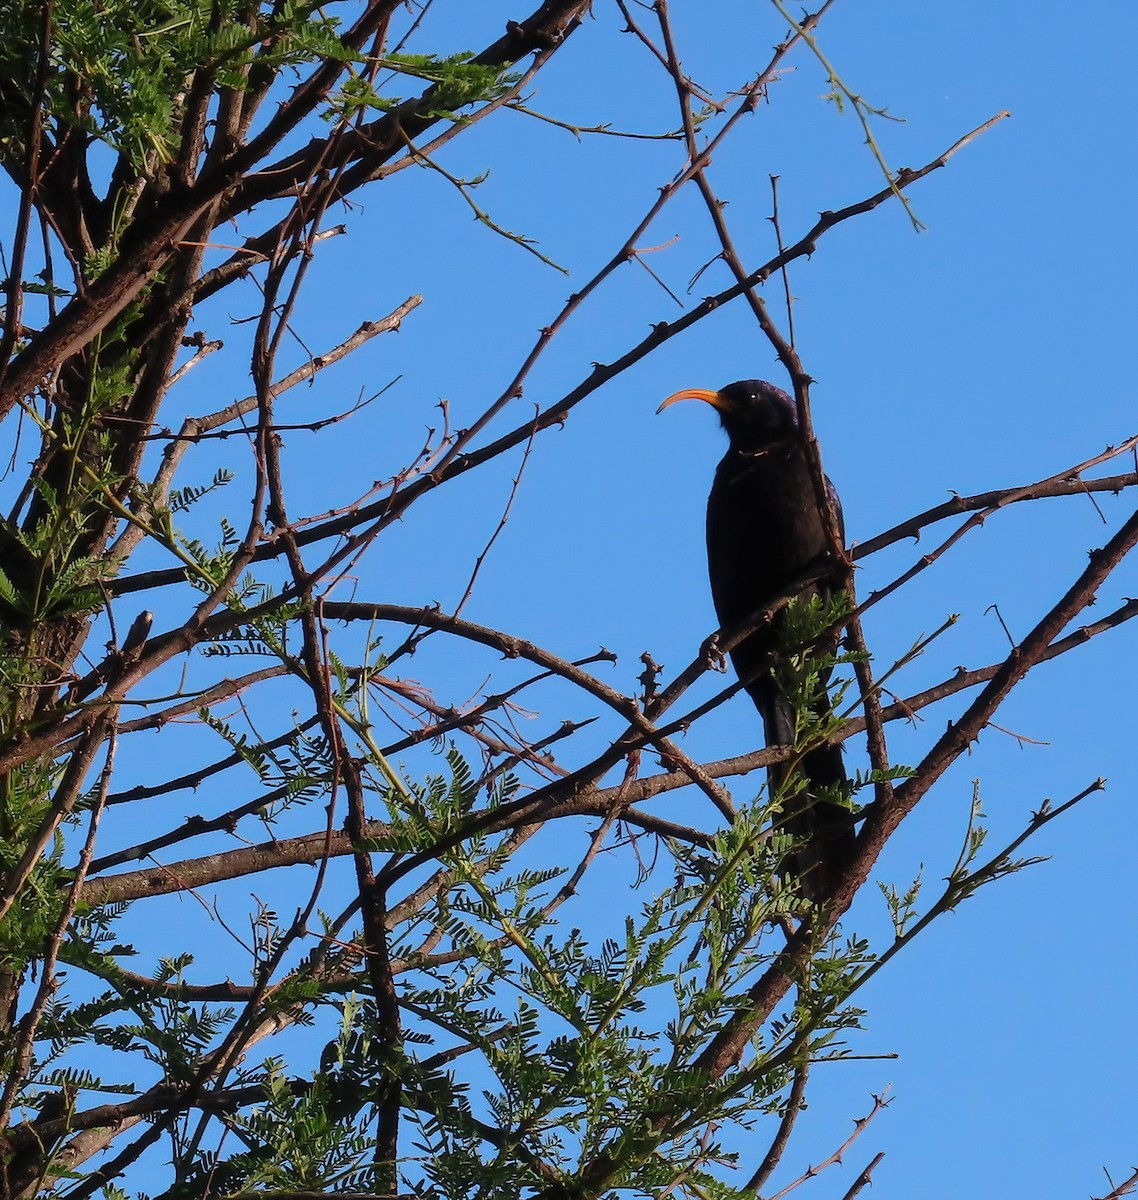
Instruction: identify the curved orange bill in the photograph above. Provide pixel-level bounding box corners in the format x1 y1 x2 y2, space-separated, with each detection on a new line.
655 387 727 415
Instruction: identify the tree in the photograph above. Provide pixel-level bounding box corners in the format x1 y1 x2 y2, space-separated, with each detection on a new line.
0 1 1133 1197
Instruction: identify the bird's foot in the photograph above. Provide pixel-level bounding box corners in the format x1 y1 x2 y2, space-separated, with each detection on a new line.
702 632 728 673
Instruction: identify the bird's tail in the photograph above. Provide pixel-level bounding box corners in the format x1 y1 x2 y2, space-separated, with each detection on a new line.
756 687 857 902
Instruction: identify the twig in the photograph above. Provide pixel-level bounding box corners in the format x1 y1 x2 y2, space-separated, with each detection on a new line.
746 1063 809 1193
765 1090 888 1200
769 175 795 347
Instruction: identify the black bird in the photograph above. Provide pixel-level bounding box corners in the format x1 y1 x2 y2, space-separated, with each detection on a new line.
658 379 856 901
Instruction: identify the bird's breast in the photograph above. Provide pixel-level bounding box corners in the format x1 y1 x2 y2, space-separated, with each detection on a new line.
705 446 832 630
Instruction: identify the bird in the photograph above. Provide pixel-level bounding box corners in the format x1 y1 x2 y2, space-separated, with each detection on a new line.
658 378 856 901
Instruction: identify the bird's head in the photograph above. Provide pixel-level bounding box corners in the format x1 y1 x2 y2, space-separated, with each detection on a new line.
656 379 799 452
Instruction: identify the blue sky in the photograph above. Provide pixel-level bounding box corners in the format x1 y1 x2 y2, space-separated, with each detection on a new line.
55 1 1138 1195
324 4 1137 1194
